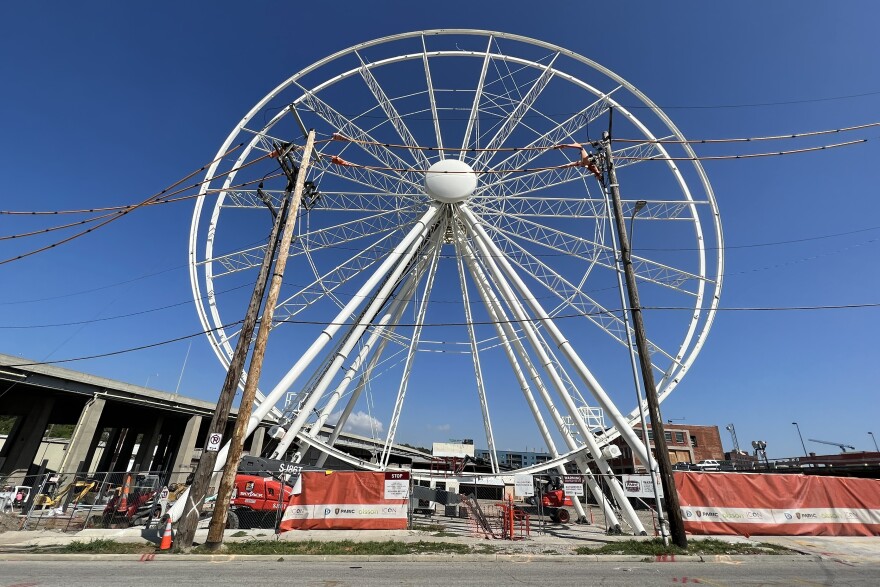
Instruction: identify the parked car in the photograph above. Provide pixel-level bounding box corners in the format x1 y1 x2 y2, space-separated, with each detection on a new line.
696 459 721 471
672 462 697 471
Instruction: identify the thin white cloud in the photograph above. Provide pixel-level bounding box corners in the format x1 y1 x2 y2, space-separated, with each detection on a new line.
328 410 384 437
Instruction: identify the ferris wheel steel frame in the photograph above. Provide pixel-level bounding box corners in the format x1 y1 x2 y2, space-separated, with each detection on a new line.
185 30 723 533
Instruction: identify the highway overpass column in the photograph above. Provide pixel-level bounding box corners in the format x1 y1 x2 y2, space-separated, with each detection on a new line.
133 416 164 471
0 398 54 476
248 427 265 458
169 415 201 485
58 397 106 473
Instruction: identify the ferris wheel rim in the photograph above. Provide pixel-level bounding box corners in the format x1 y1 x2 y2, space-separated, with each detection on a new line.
188 29 723 469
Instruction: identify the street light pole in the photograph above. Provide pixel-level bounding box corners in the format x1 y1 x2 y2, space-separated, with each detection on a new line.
600 131 687 548
869 432 879 452
792 422 808 457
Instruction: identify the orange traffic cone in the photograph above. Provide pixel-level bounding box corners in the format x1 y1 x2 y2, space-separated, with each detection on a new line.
117 474 132 513
159 518 173 551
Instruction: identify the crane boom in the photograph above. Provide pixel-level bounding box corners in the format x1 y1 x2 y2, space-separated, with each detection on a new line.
807 438 855 452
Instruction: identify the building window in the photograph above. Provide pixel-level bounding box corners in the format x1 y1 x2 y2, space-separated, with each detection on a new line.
690 435 698 447
664 431 672 443
647 431 654 441
674 432 685 444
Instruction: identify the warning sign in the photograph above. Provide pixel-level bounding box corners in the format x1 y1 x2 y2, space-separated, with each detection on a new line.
563 475 584 497
206 433 223 452
384 471 409 499
514 474 534 497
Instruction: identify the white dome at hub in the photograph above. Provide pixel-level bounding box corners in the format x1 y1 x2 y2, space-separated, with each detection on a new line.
424 159 478 203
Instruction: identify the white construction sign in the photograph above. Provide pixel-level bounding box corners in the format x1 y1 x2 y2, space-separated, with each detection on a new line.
514 474 534 497
622 474 664 499
384 471 409 500
562 475 584 497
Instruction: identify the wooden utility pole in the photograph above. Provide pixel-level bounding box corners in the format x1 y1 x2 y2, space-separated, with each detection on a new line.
174 141 303 551
205 130 316 549
600 131 688 548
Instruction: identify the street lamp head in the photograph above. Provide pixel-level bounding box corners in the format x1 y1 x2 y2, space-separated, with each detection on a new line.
792 422 798 426
633 200 648 214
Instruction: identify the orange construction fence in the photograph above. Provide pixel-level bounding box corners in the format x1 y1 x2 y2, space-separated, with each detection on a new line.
676 471 880 536
278 471 408 531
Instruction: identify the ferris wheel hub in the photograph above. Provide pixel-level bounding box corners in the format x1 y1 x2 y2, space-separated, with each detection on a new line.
424 159 477 203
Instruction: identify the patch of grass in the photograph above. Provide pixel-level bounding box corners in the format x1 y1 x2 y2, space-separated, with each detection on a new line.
199 539 472 556
431 531 457 537
57 539 155 554
473 544 499 554
229 531 248 537
576 538 793 556
412 523 446 532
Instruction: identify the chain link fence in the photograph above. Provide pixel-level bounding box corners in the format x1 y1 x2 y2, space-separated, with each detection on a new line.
408 472 663 538
1 468 189 531
2 466 663 538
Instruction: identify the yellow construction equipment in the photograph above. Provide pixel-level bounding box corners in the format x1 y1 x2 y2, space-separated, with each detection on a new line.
33 480 97 508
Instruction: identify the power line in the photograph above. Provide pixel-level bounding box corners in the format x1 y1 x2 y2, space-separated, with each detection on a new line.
5 302 877 368
610 122 880 144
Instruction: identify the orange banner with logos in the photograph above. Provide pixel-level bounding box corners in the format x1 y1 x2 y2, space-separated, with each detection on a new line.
676 472 880 536
278 471 409 531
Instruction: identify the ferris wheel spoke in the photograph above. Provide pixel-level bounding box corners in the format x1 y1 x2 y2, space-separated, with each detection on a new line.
459 35 494 157
309 149 424 193
296 206 423 256
419 36 446 158
482 91 615 182
477 210 706 295
471 196 606 219
238 125 298 156
201 207 419 279
485 225 677 367
471 52 560 170
355 50 431 168
611 139 670 169
471 197 704 221
272 228 405 325
478 164 593 199
460 234 596 494
221 190 425 213
296 85 424 186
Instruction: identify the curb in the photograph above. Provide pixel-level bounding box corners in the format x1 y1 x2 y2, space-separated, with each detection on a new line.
0 553 817 563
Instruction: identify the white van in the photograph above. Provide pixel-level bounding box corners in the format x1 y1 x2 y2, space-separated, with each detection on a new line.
696 460 721 471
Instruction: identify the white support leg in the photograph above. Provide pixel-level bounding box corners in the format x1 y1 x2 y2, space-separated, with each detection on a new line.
306 250 429 444
380 233 444 467
458 227 613 527
461 207 645 534
168 205 441 522
270 208 444 459
312 264 423 468
461 205 652 468
454 241 499 474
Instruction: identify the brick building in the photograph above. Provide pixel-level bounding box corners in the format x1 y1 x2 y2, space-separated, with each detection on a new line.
605 423 725 473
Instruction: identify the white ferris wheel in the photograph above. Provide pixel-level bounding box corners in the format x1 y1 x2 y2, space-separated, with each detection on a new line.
188 30 723 531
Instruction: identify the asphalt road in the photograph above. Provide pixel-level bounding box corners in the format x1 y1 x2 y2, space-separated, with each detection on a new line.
2 559 878 586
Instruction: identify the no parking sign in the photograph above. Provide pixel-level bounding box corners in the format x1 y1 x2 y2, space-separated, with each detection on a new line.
206 433 223 452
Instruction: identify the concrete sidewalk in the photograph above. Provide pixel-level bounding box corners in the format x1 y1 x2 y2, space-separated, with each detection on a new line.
1 524 877 564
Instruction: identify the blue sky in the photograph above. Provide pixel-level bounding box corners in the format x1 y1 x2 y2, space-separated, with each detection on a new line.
1 2 878 460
